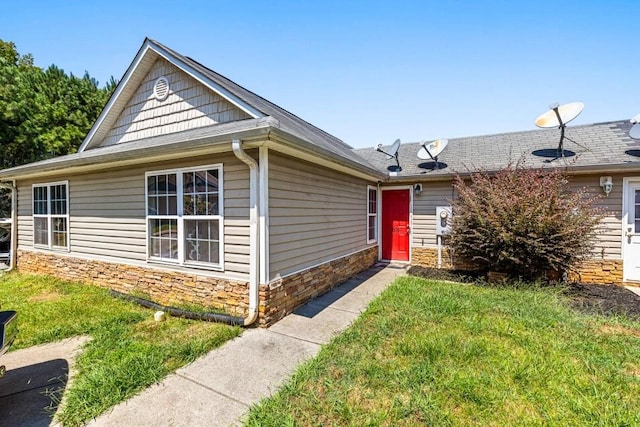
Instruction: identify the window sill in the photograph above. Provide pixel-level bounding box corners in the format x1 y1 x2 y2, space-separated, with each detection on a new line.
147 258 224 272
33 245 70 253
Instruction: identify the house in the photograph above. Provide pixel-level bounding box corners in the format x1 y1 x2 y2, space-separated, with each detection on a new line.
356 123 640 285
0 39 638 326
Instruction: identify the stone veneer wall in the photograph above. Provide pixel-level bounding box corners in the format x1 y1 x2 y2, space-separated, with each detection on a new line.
411 247 473 270
412 247 624 285
18 246 379 326
259 246 379 326
17 250 250 316
567 259 624 285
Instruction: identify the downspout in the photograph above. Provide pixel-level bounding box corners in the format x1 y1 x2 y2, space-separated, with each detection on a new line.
0 181 16 272
232 139 259 326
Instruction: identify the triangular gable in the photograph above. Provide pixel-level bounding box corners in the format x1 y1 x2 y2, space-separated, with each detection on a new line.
79 39 264 152
100 58 252 146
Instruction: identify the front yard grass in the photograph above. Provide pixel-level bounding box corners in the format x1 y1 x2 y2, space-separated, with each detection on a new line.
0 273 241 426
246 276 640 426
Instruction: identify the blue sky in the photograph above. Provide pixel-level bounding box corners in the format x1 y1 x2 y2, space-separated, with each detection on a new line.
2 1 638 148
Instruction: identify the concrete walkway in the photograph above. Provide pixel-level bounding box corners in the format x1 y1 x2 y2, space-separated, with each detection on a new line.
88 263 405 427
625 286 640 298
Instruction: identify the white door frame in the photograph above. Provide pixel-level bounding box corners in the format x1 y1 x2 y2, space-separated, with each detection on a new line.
622 177 640 282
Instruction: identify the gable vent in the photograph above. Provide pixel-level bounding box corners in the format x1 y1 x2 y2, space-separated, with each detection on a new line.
153 76 170 101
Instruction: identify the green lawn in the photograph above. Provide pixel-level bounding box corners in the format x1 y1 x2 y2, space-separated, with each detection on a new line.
246 276 640 426
0 273 241 426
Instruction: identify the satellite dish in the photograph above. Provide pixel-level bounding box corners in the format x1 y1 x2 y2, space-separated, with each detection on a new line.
418 139 448 160
629 114 640 140
375 139 402 171
535 102 584 128
533 101 586 157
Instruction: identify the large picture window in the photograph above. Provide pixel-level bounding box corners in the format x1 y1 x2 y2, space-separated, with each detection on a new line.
367 186 377 243
33 182 69 249
146 165 223 269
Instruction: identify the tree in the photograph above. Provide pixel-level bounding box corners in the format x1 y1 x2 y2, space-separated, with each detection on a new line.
0 39 116 216
448 160 603 281
0 39 115 169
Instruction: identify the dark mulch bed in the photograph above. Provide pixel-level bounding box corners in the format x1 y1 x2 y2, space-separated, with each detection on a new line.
564 282 640 318
407 266 640 319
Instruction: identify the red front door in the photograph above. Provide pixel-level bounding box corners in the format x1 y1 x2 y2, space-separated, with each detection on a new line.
381 189 410 261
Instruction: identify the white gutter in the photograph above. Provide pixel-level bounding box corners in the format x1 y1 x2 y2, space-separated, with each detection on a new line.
258 146 269 285
0 181 17 272
232 139 259 326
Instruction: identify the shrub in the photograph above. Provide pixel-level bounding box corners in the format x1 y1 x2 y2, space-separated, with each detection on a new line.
448 160 603 281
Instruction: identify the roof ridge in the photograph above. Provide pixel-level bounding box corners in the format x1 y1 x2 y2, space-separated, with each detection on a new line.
352 119 632 151
445 119 630 142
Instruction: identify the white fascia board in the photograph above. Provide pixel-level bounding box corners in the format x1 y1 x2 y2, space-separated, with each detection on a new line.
79 40 156 153
266 132 386 182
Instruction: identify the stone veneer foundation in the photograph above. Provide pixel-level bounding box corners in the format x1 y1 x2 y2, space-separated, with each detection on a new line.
17 250 251 316
567 259 624 285
412 247 624 285
259 246 379 326
18 246 379 326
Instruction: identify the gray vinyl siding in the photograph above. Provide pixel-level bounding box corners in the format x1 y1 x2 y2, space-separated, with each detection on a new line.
101 58 251 147
16 154 250 279
412 181 454 248
411 173 631 259
570 174 625 259
269 153 374 279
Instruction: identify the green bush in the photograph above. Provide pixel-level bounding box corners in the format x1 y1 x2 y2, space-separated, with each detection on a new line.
449 160 603 281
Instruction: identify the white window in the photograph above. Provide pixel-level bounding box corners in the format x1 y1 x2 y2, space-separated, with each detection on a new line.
33 182 69 250
146 165 223 269
367 186 378 243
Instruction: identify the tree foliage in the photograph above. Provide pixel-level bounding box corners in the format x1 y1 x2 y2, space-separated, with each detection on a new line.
0 39 115 169
449 160 603 281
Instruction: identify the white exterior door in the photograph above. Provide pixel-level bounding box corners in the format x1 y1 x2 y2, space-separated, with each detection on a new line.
623 180 640 282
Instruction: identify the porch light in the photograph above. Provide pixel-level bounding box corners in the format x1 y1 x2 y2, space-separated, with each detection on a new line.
414 183 422 195
599 176 613 196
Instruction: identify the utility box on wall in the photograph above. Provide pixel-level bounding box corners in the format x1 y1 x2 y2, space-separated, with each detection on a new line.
435 206 452 236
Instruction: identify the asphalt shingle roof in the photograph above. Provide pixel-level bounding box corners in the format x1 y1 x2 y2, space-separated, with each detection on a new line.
354 120 640 179
151 40 379 171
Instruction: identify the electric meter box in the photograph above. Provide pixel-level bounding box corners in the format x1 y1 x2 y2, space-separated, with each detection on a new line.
435 206 452 236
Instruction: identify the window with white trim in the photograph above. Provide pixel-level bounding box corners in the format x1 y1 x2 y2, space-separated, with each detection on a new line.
146 165 223 268
33 182 69 249
367 186 377 243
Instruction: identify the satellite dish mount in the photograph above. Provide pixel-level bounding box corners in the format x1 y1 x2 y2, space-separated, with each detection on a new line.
629 114 640 140
418 139 449 170
375 139 402 172
535 102 587 157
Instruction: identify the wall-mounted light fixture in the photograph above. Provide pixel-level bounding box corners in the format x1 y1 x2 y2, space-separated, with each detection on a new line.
414 183 422 195
599 176 613 196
